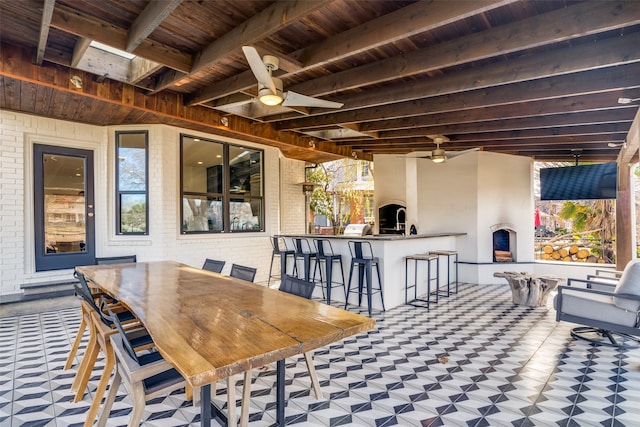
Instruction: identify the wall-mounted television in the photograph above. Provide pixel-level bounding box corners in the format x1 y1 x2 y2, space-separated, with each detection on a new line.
540 162 617 200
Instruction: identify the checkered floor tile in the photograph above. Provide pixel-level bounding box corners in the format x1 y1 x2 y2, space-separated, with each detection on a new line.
2 282 640 426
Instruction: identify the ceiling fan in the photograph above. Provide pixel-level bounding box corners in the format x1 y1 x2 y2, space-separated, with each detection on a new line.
242 46 343 109
406 138 479 163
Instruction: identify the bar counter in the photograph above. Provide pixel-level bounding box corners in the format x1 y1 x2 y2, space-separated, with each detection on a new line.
279 233 466 310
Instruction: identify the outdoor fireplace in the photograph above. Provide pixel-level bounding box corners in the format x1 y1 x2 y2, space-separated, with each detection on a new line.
491 223 517 262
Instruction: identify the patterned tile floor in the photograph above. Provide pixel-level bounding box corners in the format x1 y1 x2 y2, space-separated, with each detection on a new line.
2 282 640 427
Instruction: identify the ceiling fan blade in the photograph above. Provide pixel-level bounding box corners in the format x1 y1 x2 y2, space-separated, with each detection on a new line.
282 91 344 109
405 151 432 158
447 147 480 159
215 97 255 110
242 46 277 95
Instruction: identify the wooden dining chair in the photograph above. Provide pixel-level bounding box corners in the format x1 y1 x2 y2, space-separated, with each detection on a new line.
67 273 152 426
64 271 140 371
98 301 246 427
202 258 226 273
229 263 257 282
76 301 152 427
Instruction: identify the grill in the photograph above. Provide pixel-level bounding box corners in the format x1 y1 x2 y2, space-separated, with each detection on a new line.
343 224 371 236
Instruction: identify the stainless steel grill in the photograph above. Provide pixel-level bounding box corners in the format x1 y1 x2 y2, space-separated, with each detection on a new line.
343 224 371 236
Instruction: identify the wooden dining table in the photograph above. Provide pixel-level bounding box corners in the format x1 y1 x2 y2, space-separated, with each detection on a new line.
75 260 375 426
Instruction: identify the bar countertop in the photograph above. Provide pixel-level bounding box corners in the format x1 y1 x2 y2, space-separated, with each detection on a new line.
278 232 466 240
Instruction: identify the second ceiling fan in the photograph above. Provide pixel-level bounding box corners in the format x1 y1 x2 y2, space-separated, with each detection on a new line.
242 46 344 109
406 138 479 163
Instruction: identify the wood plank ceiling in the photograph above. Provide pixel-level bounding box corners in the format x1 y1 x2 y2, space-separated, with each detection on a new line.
1 0 639 163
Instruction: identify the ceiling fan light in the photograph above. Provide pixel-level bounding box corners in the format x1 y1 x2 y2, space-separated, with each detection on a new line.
259 89 282 106
431 148 446 163
618 97 640 104
258 78 284 106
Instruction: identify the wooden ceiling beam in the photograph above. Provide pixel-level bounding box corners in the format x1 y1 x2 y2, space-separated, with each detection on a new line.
126 0 182 52
0 42 356 162
348 134 626 150
273 30 640 128
153 1 325 93
277 63 640 130
185 0 513 106
294 0 515 66
357 94 637 133
619 108 640 164
447 124 631 143
51 4 191 72
35 0 55 66
361 109 636 137
70 37 91 69
288 1 640 97
351 123 632 144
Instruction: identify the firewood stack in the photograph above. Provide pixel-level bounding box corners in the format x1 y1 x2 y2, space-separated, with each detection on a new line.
540 245 604 263
494 250 513 262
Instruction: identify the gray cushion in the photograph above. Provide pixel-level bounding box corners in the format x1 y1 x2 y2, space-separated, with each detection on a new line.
560 289 638 327
614 260 640 312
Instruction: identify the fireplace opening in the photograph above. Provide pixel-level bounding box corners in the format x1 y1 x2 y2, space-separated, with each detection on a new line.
493 229 515 262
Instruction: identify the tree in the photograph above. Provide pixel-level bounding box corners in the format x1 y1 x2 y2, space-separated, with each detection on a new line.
559 199 616 262
307 159 374 231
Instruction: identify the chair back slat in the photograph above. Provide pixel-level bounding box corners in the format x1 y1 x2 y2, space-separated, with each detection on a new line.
279 275 315 299
202 258 225 273
74 272 105 320
102 296 142 363
230 263 257 282
349 241 374 260
96 255 137 264
314 239 335 257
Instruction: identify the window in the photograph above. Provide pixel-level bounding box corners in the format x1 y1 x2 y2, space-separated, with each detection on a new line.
361 161 371 179
116 131 148 234
181 135 264 233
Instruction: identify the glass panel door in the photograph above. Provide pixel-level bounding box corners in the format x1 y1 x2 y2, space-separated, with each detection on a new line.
34 144 95 271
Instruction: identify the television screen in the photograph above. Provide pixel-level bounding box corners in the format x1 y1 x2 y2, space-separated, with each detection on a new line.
540 163 617 200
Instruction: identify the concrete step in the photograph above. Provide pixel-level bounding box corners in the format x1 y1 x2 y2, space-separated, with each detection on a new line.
19 280 77 302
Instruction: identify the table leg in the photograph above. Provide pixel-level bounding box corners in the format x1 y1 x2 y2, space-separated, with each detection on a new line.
326 261 332 305
200 384 211 426
280 253 287 282
276 359 285 426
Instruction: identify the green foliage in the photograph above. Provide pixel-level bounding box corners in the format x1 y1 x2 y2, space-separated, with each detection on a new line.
307 165 333 220
559 199 616 262
305 160 373 227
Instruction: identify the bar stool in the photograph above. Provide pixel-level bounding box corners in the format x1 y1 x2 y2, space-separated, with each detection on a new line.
429 250 459 296
405 253 439 308
268 236 295 286
345 241 385 317
291 237 321 283
313 238 346 305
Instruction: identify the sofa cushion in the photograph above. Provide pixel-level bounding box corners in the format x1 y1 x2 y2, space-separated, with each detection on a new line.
559 289 638 327
614 259 640 312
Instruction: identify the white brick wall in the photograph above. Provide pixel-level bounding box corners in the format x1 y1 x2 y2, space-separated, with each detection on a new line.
279 157 306 234
0 111 307 299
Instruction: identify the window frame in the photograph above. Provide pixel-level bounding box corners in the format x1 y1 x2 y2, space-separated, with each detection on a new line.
115 130 149 235
180 134 265 234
